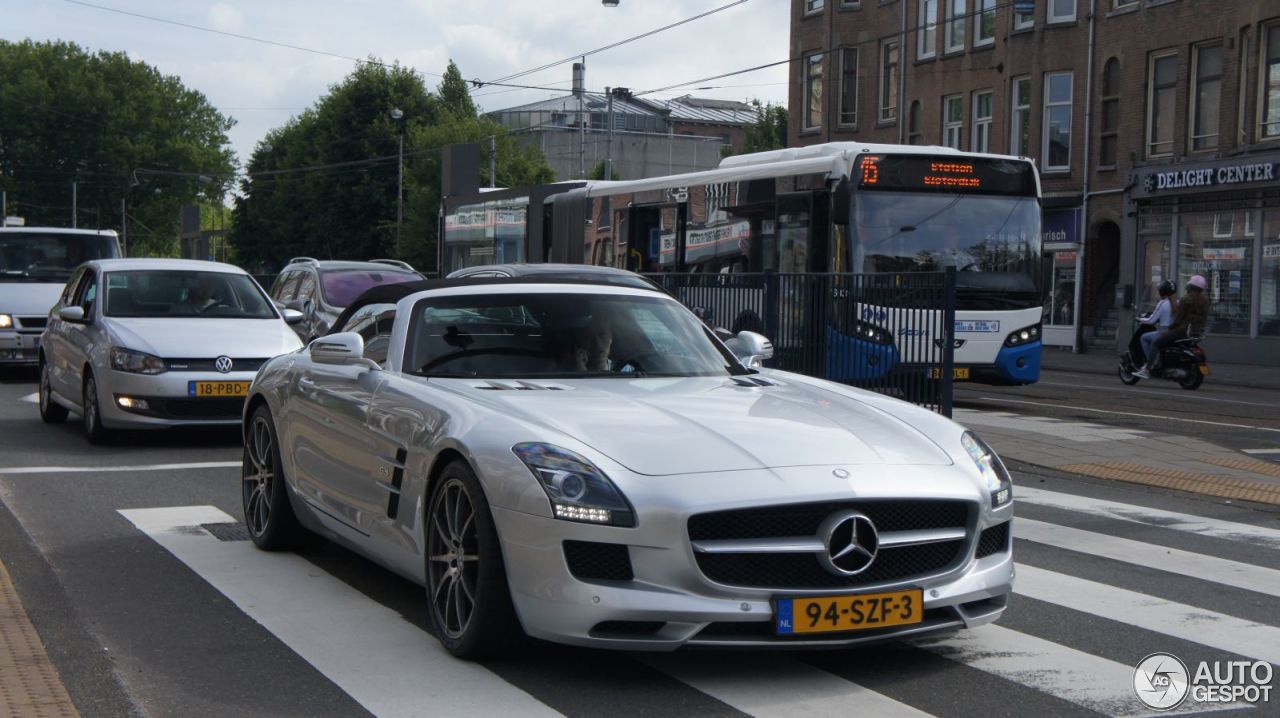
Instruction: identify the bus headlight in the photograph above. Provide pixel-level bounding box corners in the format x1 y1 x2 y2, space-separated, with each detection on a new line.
962 431 1012 508
1003 323 1041 347
853 320 893 345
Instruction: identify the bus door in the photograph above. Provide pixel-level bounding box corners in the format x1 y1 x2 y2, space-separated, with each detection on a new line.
774 191 829 375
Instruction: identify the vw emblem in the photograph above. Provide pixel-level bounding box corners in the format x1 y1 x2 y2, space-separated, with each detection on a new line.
832 468 850 479
214 356 234 374
817 511 879 576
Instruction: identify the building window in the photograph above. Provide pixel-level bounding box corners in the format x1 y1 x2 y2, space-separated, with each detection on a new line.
944 0 965 53
943 94 964 148
1261 25 1280 140
1099 58 1120 166
839 47 858 126
1043 71 1073 170
805 0 825 13
1113 0 1137 8
840 0 860 6
804 52 824 130
1147 51 1177 157
1011 76 1031 156
972 90 992 152
1014 3 1034 30
1049 0 1076 23
975 0 996 46
880 41 900 122
1191 44 1222 151
908 100 923 143
919 0 938 60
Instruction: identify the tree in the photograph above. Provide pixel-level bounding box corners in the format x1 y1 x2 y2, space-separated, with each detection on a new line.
231 60 436 270
232 59 555 274
0 40 235 256
588 161 620 181
740 100 789 154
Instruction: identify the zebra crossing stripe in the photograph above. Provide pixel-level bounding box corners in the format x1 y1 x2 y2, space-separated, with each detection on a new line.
1015 486 1280 550
1014 518 1280 598
910 624 1244 717
1014 563 1280 666
118 506 564 718
642 653 931 718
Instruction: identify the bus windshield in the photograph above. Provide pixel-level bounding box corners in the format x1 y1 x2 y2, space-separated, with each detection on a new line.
0 232 118 283
852 192 1042 309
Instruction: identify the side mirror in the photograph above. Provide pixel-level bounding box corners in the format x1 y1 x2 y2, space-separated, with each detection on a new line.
58 306 85 323
727 330 773 369
281 308 305 325
309 332 379 369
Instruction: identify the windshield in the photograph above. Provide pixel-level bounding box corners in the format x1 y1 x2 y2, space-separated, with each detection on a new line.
0 232 118 283
852 192 1042 309
320 269 419 307
104 270 278 319
407 292 743 379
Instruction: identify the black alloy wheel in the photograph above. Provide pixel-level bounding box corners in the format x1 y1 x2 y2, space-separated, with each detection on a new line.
1179 368 1205 390
425 460 522 659
242 405 304 550
39 360 68 423
82 371 111 444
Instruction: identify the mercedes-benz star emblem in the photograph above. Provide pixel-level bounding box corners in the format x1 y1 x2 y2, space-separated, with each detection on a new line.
817 511 879 576
214 356 234 373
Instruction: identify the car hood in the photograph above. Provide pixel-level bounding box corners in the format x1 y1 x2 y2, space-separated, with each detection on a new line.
0 283 64 316
107 318 303 358
439 377 952 475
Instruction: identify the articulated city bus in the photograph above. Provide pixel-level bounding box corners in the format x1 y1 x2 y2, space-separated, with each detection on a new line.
441 142 1044 386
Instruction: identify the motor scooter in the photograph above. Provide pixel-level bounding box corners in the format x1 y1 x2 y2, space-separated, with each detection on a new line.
1119 321 1209 390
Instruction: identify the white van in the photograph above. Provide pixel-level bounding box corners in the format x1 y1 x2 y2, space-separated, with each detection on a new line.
1 222 122 365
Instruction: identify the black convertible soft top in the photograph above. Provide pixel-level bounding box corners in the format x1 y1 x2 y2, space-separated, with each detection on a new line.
327 275 664 335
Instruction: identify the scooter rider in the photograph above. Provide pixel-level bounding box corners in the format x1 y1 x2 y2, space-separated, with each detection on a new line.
1135 280 1177 367
1135 275 1210 378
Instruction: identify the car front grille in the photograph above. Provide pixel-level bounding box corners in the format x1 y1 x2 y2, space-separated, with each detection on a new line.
688 499 970 541
688 499 973 590
164 358 269 372
975 521 1010 558
563 540 634 581
131 397 245 420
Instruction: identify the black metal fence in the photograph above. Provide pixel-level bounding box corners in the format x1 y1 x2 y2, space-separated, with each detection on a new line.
646 270 957 416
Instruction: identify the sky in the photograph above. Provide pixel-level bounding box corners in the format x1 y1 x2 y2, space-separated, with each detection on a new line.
5 0 790 168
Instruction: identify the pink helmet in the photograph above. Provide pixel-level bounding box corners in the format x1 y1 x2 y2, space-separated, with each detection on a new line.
1188 275 1207 290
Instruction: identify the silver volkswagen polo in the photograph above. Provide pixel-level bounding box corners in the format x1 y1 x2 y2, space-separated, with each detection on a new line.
242 280 1013 659
39 259 304 442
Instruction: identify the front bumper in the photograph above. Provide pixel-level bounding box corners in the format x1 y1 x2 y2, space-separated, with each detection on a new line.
493 471 1013 651
98 369 255 428
0 330 41 365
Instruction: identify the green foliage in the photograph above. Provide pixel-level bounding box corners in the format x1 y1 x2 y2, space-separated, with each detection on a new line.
587 160 621 181
0 39 235 256
741 100 789 154
232 59 555 274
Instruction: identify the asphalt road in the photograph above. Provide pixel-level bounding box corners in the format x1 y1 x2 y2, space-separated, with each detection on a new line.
2 366 1278 717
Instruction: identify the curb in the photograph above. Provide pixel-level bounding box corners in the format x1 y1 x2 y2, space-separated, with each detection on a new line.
1040 358 1280 392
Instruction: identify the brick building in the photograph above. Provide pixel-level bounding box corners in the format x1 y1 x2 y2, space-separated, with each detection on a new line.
789 0 1280 364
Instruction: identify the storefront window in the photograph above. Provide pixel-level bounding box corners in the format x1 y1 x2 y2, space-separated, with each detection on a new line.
1137 215 1172 309
1178 213 1251 335
1261 210 1280 335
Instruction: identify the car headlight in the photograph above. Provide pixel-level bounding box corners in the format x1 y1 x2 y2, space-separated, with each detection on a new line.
513 442 636 527
110 347 167 375
1004 323 1041 347
0 314 12 329
961 431 1012 508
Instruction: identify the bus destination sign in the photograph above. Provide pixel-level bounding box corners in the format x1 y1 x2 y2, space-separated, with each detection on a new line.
858 155 1037 196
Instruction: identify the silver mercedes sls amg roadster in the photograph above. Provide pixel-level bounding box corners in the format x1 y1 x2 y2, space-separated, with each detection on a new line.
241 277 1013 659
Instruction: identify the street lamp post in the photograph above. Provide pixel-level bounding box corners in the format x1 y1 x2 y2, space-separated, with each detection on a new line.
390 108 405 254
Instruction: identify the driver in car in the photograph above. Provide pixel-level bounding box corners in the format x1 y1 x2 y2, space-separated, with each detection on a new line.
183 279 218 312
